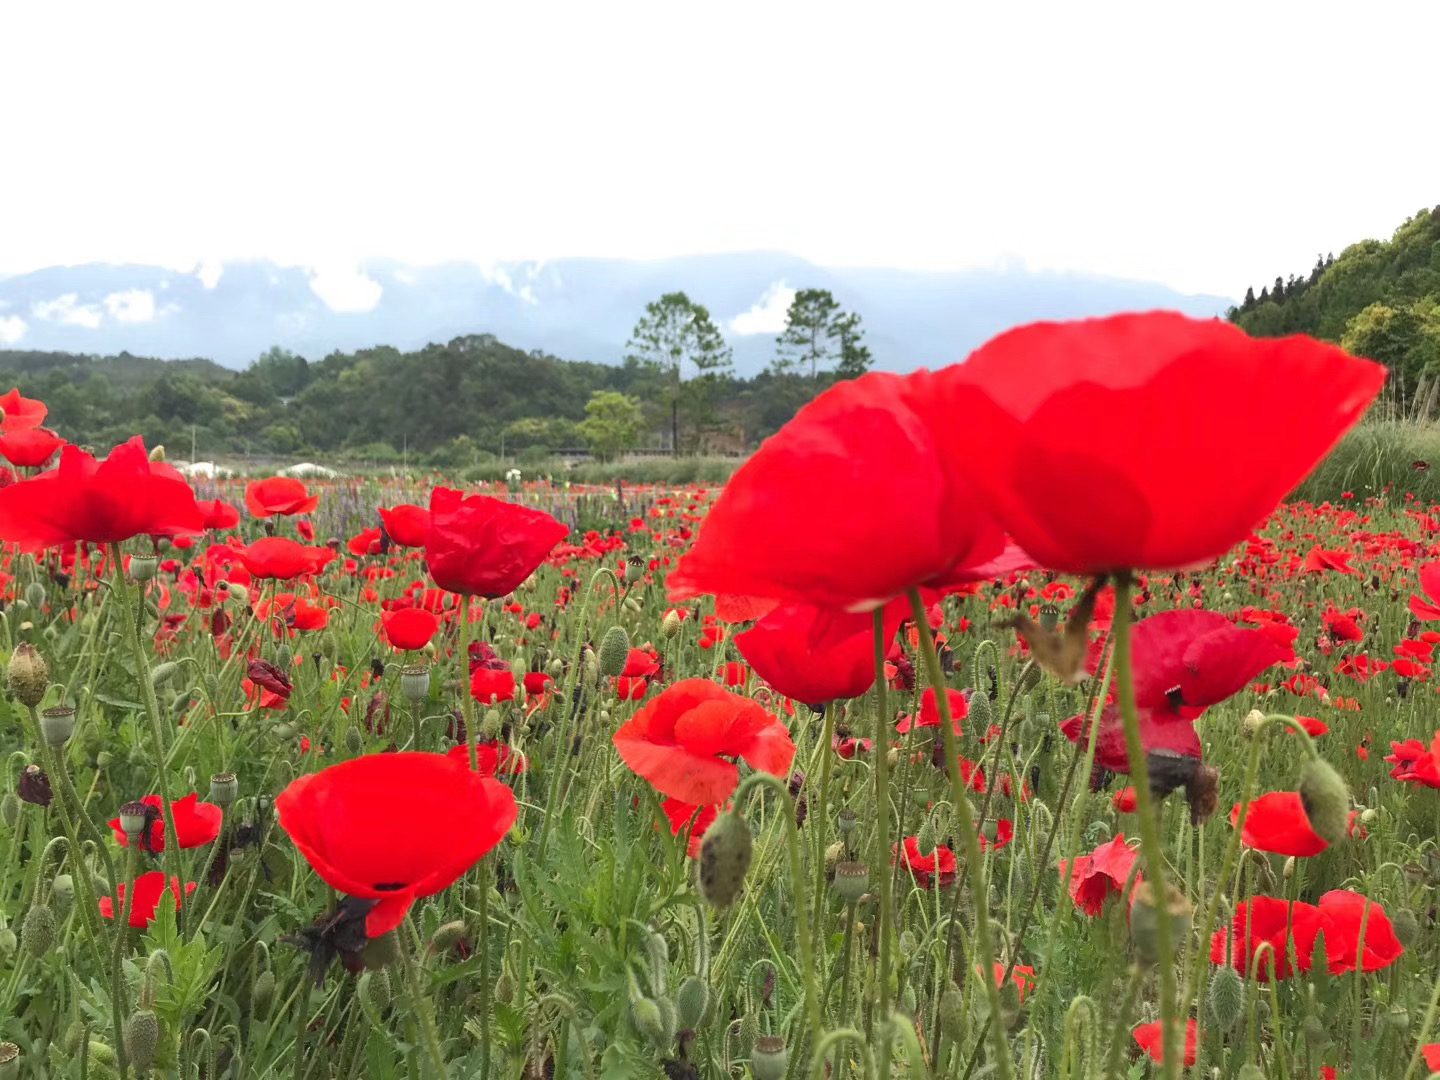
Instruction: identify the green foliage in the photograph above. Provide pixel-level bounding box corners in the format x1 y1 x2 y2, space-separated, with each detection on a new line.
774 288 872 381
578 391 646 462
623 292 734 453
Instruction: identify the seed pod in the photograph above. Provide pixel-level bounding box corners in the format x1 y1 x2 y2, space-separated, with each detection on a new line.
1299 758 1350 845
0 1043 18 1080
22 903 55 958
675 975 711 1030
833 862 869 905
125 1009 160 1073
697 811 753 908
251 969 276 1020
1208 965 1244 1032
751 1034 788 1080
598 626 630 676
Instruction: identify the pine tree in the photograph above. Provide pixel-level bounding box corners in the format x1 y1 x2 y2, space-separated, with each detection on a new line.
624 293 733 453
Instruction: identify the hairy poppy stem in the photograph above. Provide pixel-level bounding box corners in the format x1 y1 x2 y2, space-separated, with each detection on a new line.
459 595 478 772
109 544 184 919
111 843 139 1080
906 588 1014 1080
869 607 893 1064
1108 574 1180 1080
400 916 450 1078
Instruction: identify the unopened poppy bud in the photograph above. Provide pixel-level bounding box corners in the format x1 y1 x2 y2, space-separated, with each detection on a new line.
1360 807 1378 824
697 811 753 908
128 554 159 583
118 800 150 840
23 582 46 610
50 874 74 919
360 930 400 970
209 772 239 806
22 904 55 958
1208 965 1244 1031
645 930 670 995
96 750 114 769
124 1009 159 1072
150 661 179 688
430 920 467 952
675 975 711 1030
1299 757 1350 845
751 1034 788 1080
493 970 515 1003
662 610 683 638
1302 1013 1331 1051
0 1043 19 1080
400 664 431 703
887 747 900 768
547 656 564 676
251 969 275 1019
939 986 965 1042
1243 708 1266 734
40 705 76 747
1386 1004 1409 1031
968 690 993 733
275 644 294 670
7 644 49 707
916 818 937 857
1282 856 1296 880
623 596 642 614
344 728 364 754
1185 762 1221 825
630 995 668 1047
0 929 14 961
148 444 165 462
1128 880 1192 967
482 708 503 738
1392 907 1419 946
598 626 630 677
833 862 869 905
363 968 392 1010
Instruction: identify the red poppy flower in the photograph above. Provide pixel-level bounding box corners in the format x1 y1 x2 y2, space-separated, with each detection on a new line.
1231 792 1328 857
198 498 241 530
0 437 205 552
379 504 430 547
1112 787 1138 813
0 387 47 430
107 793 223 852
936 312 1384 573
660 797 720 858
667 371 1007 612
1059 834 1137 916
471 667 516 705
1411 564 1440 620
248 659 293 698
245 476 320 518
349 527 384 556
897 686 969 735
895 836 957 887
382 607 439 651
1385 736 1440 788
1303 547 1362 575
0 426 64 467
735 599 906 705
1293 716 1329 737
1423 1045 1440 1072
612 678 797 805
276 752 517 936
444 742 527 777
1317 890 1403 974
99 872 196 928
1133 1018 1197 1067
985 962 1036 1003
425 487 568 597
522 672 553 700
237 537 336 580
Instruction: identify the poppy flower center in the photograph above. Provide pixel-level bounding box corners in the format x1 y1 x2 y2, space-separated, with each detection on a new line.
1165 685 1185 709
372 882 408 891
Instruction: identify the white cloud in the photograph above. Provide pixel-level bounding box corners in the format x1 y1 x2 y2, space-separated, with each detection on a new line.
104 288 157 322
308 264 383 313
197 259 223 289
393 268 416 285
0 316 25 344
729 281 795 336
32 294 102 328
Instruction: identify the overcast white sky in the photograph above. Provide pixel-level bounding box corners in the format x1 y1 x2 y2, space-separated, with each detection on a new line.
1 0 1436 296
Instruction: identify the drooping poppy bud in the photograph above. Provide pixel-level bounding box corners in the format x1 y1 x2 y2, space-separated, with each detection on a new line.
697 810 753 908
1299 758 1350 845
598 625 631 677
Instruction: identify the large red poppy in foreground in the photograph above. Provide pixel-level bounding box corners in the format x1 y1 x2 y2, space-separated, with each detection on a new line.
613 679 796 805
0 437 205 551
276 752 517 936
425 488 568 597
936 312 1385 573
667 372 1007 612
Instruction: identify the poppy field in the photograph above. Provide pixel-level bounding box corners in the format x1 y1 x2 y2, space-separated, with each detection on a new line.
4 311 1440 1080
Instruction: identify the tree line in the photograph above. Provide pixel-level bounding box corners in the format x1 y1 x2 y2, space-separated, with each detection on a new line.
0 288 871 466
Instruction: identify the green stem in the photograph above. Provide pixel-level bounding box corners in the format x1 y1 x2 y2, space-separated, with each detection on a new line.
460 597 477 771
291 967 315 1080
810 703 837 939
870 607 893 1066
1108 574 1178 1080
478 856 492 1080
1102 965 1145 1078
834 904 857 1073
400 917 450 1077
907 588 1013 1080
808 1028 876 1080
109 543 182 900
112 844 140 1080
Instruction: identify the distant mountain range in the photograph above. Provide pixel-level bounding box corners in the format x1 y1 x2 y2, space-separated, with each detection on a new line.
0 254 1232 374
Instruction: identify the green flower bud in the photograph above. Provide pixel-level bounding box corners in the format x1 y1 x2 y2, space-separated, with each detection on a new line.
22 904 55 958
939 986 965 1042
631 996 668 1047
0 928 14 961
645 930 670 996
675 975 711 1031
662 610 683 638
655 995 678 1046
124 1009 160 1073
430 920 466 952
1208 964 1244 1032
751 1034 788 1080
7 643 49 707
494 970 515 1004
344 727 364 754
697 811 753 909
1392 907 1419 946
275 644 294 670
598 626 630 677
363 968 392 1011
1299 757 1350 845
360 930 400 970
1 793 21 828
968 690 993 735
916 818 938 858
735 1014 758 1066
1302 1013 1331 1052
251 969 275 1020
1128 880 1191 967
23 582 46 610
50 874 74 919
833 862 869 905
